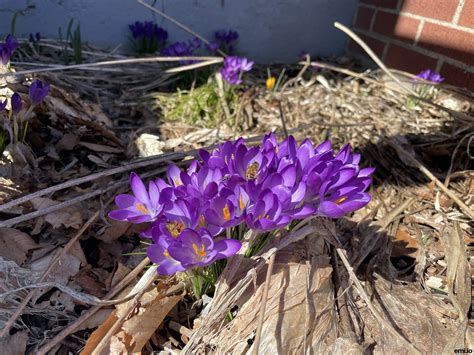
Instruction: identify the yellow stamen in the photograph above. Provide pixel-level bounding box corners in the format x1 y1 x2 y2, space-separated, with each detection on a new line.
192 243 207 258
239 194 245 210
166 221 184 238
266 76 276 90
172 177 182 186
199 214 206 227
246 162 259 180
223 204 231 221
135 203 149 215
335 196 348 204
231 153 235 160
163 249 170 258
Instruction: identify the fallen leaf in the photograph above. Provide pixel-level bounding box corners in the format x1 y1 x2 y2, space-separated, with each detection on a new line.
31 197 83 229
0 330 28 355
391 227 419 258
56 133 80 152
0 228 37 265
83 286 182 354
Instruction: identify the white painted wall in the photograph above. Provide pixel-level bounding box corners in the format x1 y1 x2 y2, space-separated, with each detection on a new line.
0 0 358 62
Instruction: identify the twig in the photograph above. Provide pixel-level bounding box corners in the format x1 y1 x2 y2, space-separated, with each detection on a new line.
0 211 99 339
0 166 168 228
137 0 226 58
1 281 150 306
333 22 417 97
165 59 223 73
386 138 474 219
0 150 191 213
36 257 152 355
1 56 222 78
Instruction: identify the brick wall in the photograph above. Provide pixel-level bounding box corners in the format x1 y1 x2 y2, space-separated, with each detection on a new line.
348 0 474 92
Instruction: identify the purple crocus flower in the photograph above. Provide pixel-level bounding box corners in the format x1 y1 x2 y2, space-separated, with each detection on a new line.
0 35 19 65
147 229 186 275
168 228 241 269
215 30 239 44
162 38 203 63
29 80 50 105
11 93 22 114
416 69 444 84
220 56 254 85
109 172 169 223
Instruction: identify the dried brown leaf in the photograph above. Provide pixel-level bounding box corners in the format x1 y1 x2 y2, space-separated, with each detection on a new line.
0 330 28 355
211 238 337 354
31 197 83 229
0 228 37 265
83 287 182 354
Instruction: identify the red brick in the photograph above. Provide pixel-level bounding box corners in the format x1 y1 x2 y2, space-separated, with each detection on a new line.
418 22 474 65
384 44 438 73
400 0 459 21
459 0 474 28
440 63 474 92
348 33 387 58
373 11 420 42
354 6 375 30
360 0 399 9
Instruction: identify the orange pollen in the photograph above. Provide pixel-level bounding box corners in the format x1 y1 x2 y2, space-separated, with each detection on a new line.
231 153 235 160
223 204 231 221
166 221 184 238
135 203 149 215
335 196 348 204
239 194 245 210
163 249 170 258
192 243 207 258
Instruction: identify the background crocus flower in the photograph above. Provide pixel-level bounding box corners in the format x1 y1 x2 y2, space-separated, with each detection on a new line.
0 35 19 65
416 69 444 84
220 56 254 85
29 80 50 105
109 172 168 223
168 228 241 268
11 93 22 114
266 76 276 90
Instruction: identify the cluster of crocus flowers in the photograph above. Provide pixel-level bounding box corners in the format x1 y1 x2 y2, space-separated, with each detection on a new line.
0 79 50 144
109 133 373 275
162 37 202 64
0 35 19 66
416 69 444 84
207 29 239 54
129 21 168 54
220 56 254 85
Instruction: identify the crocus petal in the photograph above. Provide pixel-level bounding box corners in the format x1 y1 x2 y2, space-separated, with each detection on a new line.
319 201 345 218
213 239 241 258
130 173 150 204
115 194 136 208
